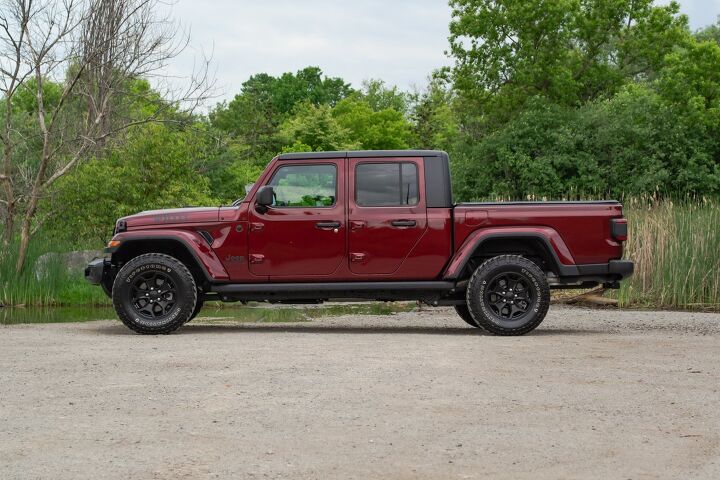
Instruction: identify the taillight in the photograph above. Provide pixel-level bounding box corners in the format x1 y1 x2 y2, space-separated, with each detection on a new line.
611 218 628 241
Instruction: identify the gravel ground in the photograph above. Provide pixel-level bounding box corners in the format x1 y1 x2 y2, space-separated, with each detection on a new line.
1 305 719 479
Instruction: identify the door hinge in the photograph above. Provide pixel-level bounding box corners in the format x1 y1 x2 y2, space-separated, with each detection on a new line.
350 220 366 231
350 252 367 263
249 254 265 264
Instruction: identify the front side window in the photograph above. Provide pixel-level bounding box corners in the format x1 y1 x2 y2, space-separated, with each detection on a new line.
355 162 419 207
268 164 337 207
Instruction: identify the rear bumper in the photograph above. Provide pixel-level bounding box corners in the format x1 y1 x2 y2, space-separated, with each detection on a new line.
608 260 634 280
550 259 634 289
574 260 634 280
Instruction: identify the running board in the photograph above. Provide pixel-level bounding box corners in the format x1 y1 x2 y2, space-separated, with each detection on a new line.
208 281 457 303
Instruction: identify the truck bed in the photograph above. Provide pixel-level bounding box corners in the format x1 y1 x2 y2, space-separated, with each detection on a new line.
453 201 624 265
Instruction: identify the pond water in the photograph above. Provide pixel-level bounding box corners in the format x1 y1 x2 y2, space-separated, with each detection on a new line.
0 302 416 325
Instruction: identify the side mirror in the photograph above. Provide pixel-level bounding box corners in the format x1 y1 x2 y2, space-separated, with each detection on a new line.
255 186 274 213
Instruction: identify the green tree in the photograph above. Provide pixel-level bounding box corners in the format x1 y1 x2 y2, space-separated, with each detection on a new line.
43 124 215 244
409 76 459 151
279 102 359 152
361 79 409 113
448 0 689 123
451 84 720 201
332 97 414 150
695 18 720 45
209 67 354 164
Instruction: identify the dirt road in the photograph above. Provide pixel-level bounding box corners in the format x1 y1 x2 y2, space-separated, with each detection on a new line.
1 306 719 479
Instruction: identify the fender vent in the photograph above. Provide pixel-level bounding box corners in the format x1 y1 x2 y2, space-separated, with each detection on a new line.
198 230 213 245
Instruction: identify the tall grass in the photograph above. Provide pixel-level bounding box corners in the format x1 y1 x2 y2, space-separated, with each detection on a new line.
0 237 109 307
618 198 720 310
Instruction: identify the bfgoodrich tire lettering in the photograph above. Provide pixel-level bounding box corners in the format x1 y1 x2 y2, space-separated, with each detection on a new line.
466 255 550 336
112 253 197 334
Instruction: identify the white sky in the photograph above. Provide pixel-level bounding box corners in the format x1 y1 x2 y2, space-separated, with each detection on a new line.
162 0 720 105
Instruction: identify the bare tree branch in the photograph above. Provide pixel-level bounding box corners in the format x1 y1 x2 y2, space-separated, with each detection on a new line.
0 0 215 272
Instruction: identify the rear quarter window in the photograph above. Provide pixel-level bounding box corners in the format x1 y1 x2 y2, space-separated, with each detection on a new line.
356 162 418 207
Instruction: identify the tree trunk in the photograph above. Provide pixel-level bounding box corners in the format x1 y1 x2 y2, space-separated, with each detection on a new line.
2 105 16 249
1 202 12 248
15 216 31 274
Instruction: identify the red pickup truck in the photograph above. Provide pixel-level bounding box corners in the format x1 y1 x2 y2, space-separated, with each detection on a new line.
86 150 633 335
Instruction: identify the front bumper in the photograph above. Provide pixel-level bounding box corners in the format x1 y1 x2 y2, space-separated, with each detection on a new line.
85 258 113 297
85 258 106 285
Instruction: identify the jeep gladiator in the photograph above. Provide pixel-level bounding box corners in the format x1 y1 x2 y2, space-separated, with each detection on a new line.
86 150 633 335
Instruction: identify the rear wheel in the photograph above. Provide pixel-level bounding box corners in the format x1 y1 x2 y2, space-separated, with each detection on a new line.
466 255 550 336
112 253 197 334
454 304 482 329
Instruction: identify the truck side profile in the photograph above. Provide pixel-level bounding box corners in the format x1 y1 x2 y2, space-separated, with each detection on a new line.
86 150 633 335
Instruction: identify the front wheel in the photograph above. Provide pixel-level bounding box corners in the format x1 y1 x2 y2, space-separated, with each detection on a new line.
466 255 550 336
185 294 205 324
112 253 197 334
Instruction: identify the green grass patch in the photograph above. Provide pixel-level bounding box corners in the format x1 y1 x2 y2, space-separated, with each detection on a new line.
614 199 720 311
0 237 109 307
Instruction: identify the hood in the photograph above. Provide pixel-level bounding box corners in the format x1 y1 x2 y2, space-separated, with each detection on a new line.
119 207 220 229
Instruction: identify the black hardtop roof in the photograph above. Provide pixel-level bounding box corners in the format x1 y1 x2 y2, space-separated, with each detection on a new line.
276 150 448 161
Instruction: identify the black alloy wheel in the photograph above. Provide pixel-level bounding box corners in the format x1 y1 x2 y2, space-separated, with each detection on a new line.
112 253 197 334
465 255 550 335
130 271 177 319
484 272 534 321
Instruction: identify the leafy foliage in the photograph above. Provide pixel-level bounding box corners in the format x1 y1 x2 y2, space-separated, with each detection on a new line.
43 124 215 244
279 102 359 152
448 0 689 122
209 67 354 164
333 96 414 150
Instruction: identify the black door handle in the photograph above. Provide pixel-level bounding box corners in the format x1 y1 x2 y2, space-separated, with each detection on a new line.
391 219 416 227
316 221 341 230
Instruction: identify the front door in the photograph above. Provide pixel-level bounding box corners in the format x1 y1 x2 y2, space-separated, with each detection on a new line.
347 158 427 275
248 159 346 278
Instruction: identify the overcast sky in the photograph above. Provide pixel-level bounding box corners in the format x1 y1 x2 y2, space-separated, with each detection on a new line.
163 0 720 105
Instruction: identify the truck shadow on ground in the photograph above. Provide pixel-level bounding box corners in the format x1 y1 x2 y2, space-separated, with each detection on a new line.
93 322 604 337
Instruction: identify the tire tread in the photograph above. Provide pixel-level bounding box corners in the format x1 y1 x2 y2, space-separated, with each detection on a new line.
112 253 197 335
465 255 550 336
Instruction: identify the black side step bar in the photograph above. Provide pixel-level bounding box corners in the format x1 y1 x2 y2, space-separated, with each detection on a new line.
210 281 455 294
208 281 457 302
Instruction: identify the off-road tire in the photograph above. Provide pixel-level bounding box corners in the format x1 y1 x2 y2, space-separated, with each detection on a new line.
466 255 550 336
454 304 483 329
185 294 205 323
112 253 197 334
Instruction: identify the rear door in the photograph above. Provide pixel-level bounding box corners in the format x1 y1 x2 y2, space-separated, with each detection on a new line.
347 157 427 275
248 159 346 278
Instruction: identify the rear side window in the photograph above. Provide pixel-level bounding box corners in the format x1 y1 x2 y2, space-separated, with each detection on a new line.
355 162 419 207
268 164 337 207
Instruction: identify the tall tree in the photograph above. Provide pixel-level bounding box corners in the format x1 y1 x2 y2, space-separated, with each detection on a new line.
279 102 358 152
0 0 212 272
209 67 353 163
448 0 689 125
